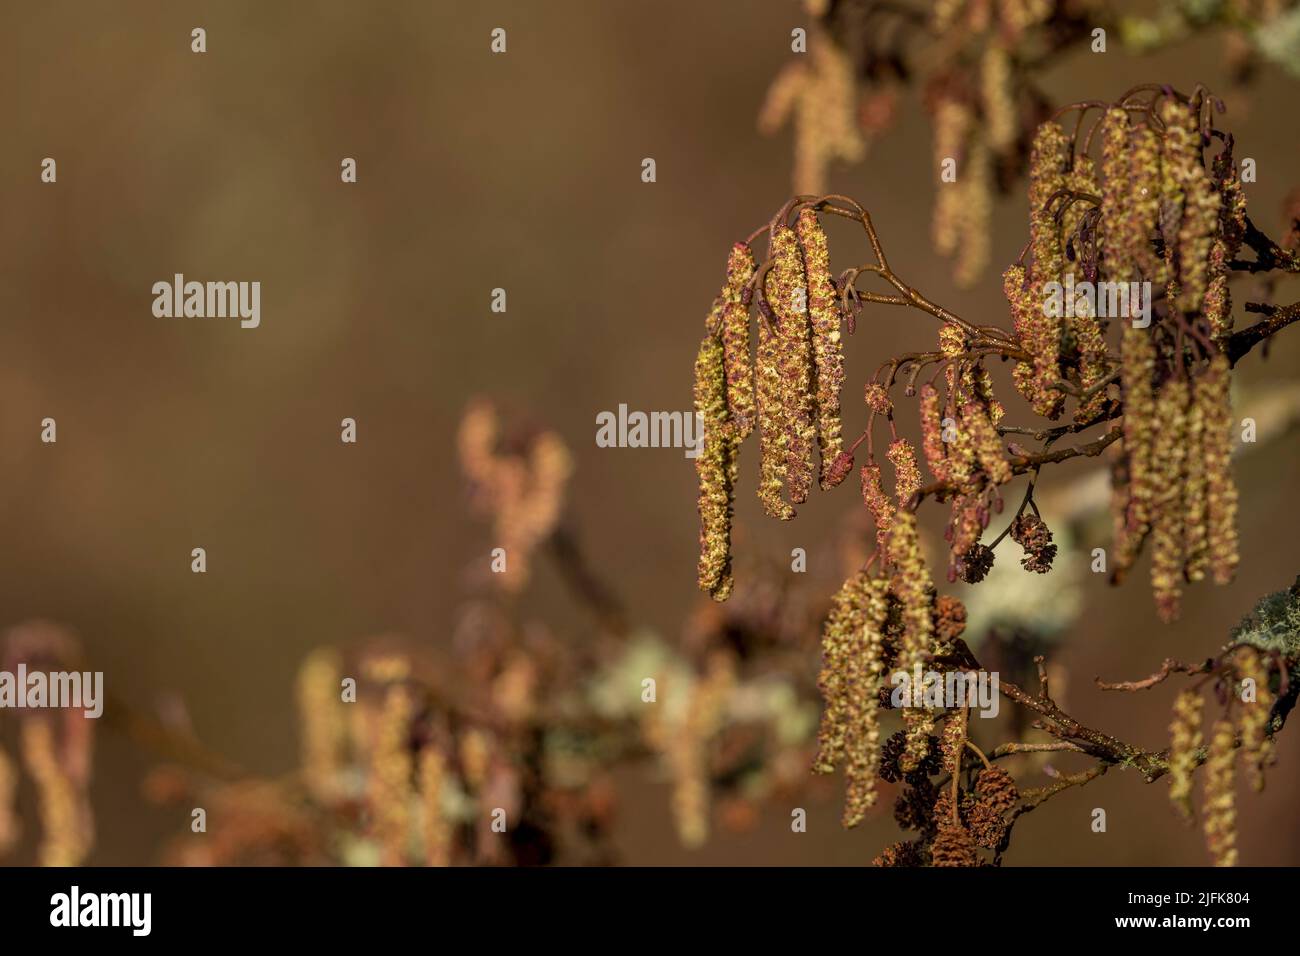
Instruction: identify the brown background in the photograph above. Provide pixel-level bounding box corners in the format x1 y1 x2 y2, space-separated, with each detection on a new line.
3 0 1299 865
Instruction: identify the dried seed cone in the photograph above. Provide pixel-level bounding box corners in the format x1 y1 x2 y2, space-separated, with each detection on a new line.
720 243 758 438
1200 355 1239 584
1168 689 1203 823
931 815 980 867
1203 718 1238 867
1235 647 1274 792
1150 378 1190 622
756 311 794 520
796 209 847 487
769 224 817 504
694 332 737 600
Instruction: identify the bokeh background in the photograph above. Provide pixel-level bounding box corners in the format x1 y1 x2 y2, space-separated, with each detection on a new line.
3 0 1299 865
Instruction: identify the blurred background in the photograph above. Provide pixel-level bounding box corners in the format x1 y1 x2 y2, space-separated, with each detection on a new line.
2 0 1299 865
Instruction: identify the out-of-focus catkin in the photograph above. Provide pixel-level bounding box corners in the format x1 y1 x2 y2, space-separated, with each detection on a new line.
1201 355 1239 584
1235 648 1274 792
1203 718 1238 867
1168 688 1202 822
1150 377 1190 622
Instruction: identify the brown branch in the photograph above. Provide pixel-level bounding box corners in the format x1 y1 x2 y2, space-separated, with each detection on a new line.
1226 301 1300 366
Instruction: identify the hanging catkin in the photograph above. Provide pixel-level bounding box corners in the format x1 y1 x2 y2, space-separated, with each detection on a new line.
795 209 848 488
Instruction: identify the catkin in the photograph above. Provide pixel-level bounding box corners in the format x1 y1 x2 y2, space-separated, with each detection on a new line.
370 685 415 866
694 332 737 600
1183 367 1210 582
796 209 848 488
981 43 1017 152
889 510 936 771
962 400 1011 485
932 98 971 259
1159 100 1219 314
814 572 890 827
297 647 347 803
418 748 452 866
1150 378 1190 622
1064 155 1109 424
720 243 758 438
919 384 951 482
861 462 895 552
1168 689 1202 823
1202 718 1238 867
1027 121 1070 419
1114 326 1157 581
1235 648 1274 792
1100 107 1137 281
1129 123 1166 285
769 224 817 504
1201 355 1239 584
756 310 795 520
887 438 922 504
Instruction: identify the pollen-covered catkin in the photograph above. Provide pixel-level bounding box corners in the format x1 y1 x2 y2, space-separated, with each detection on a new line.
1100 107 1137 281
1200 355 1239 584
889 510 937 771
796 209 848 488
418 748 452 866
694 332 737 600
932 97 971 259
919 384 951 482
887 438 922 504
1129 123 1166 285
1150 378 1190 622
769 224 817 504
1168 688 1202 823
814 573 891 827
1183 367 1210 583
861 462 895 552
981 43 1016 152
1159 100 1219 314
719 244 758 438
962 400 1011 485
1026 121 1070 419
756 310 795 521
1203 718 1238 867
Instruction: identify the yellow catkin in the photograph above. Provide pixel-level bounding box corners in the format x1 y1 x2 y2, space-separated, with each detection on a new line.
814 572 890 827
418 748 452 866
981 43 1017 152
1235 648 1274 792
955 135 993 287
1114 326 1157 581
296 647 347 803
20 719 92 867
1168 689 1202 822
719 243 758 438
889 510 937 771
1027 121 1070 419
1100 107 1136 281
1201 355 1239 584
919 383 951 482
370 685 415 866
694 332 737 600
1129 123 1166 285
796 209 847 487
887 438 922 504
1159 100 1219 314
669 652 735 847
1150 378 1190 622
1202 718 1238 867
1063 156 1109 424
756 310 795 520
932 97 971 259
769 224 817 505
962 400 1011 485
861 462 895 552
1183 367 1210 582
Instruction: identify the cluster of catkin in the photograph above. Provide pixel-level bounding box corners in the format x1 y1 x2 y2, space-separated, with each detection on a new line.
695 210 849 600
1166 647 1276 866
458 401 574 593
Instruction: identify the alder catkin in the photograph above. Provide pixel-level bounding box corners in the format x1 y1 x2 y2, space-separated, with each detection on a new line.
1026 120 1070 420
756 311 795 521
796 209 848 488
694 332 737 600
1114 326 1157 580
769 224 817 505
720 243 758 438
1235 648 1274 792
1168 688 1202 823
1203 718 1238 867
1200 355 1239 584
1150 378 1190 622
889 510 936 771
